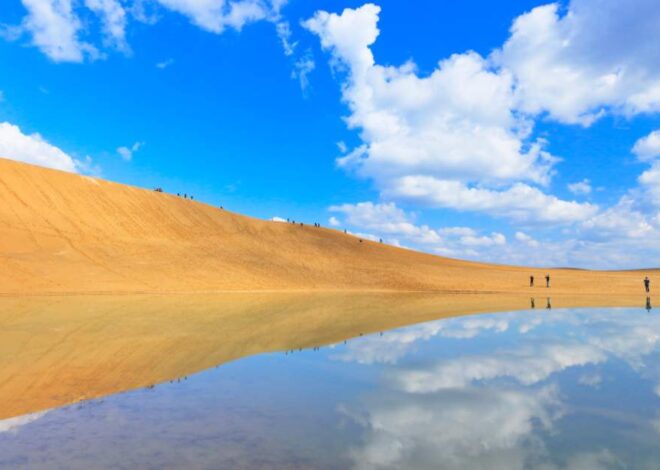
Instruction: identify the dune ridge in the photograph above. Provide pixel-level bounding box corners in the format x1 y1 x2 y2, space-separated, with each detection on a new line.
0 157 655 295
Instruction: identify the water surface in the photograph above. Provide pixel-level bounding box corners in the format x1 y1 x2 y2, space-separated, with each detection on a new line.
1 306 659 469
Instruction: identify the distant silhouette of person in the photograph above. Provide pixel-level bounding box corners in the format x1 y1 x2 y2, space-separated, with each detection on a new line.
546 297 552 309
190 195 194 200
379 238 383 243
644 276 650 293
530 275 534 287
530 298 535 309
545 274 551 288
344 229 347 234
646 296 652 312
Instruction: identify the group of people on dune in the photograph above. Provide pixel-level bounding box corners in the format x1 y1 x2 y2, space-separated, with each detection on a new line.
529 274 551 288
530 274 651 293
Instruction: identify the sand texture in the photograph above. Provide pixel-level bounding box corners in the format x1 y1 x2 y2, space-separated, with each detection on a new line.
0 158 656 295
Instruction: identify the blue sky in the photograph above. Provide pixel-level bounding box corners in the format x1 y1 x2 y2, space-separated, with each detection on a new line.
1 0 659 268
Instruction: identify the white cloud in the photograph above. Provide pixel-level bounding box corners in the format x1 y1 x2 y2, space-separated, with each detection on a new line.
304 4 599 226
153 0 280 34
155 58 174 69
117 141 144 161
0 121 78 172
328 216 340 227
568 179 592 195
388 177 597 223
515 231 539 248
329 201 509 259
633 129 660 162
494 0 660 124
306 2 660 267
271 216 286 222
291 52 315 93
83 0 128 51
275 20 295 56
19 0 97 62
9 0 287 62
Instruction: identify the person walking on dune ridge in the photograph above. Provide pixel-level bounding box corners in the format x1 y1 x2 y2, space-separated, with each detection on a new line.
530 275 534 287
545 274 550 288
644 276 650 293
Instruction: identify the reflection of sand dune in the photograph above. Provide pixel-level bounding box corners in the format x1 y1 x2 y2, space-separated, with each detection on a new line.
0 293 644 420
0 157 656 295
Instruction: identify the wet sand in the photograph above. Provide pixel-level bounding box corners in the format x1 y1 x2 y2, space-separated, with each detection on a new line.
0 292 649 420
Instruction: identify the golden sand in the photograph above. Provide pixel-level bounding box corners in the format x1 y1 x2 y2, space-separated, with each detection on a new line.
0 292 647 420
0 157 656 295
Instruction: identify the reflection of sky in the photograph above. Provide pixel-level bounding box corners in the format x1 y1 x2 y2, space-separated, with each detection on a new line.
1 308 659 469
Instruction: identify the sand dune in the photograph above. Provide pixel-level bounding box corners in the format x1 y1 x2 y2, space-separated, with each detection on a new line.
0 157 655 295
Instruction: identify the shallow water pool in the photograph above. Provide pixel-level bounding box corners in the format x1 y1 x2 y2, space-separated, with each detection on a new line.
1 306 659 469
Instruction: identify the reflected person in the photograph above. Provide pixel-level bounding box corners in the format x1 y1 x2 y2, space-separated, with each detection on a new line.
646 297 652 312
546 297 552 309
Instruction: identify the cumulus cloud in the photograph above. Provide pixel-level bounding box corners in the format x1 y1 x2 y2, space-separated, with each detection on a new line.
83 0 128 51
306 2 660 267
633 130 660 161
329 201 509 257
387 177 597 223
153 0 280 34
515 231 539 248
568 179 592 195
304 4 598 225
494 0 660 124
8 0 287 62
117 141 144 161
0 121 79 172
18 0 98 62
271 216 286 222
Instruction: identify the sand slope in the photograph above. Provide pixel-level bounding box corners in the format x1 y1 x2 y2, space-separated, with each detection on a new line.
0 157 655 295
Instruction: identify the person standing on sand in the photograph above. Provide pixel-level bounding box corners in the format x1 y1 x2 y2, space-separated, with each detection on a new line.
545 274 550 288
644 276 650 293
530 275 534 287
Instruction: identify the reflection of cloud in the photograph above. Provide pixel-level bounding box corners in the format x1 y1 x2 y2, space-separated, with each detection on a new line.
578 373 603 387
391 342 605 393
0 410 49 434
333 322 444 365
341 308 660 469
334 316 512 365
344 385 561 470
562 450 622 469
